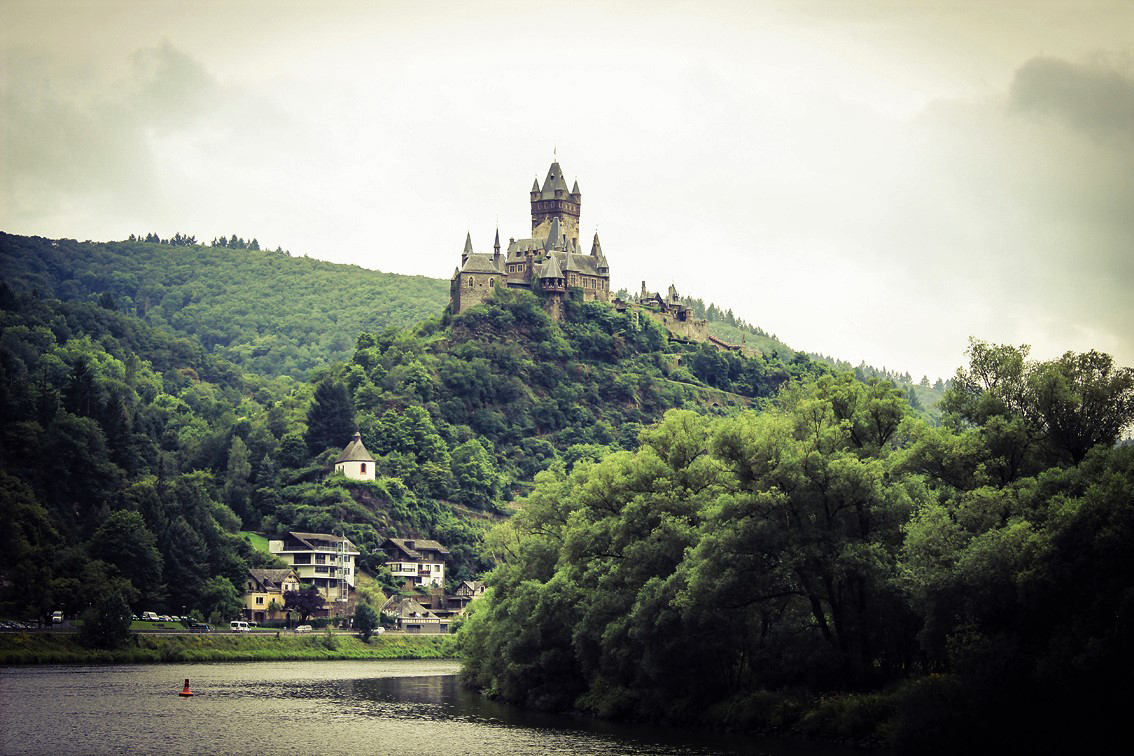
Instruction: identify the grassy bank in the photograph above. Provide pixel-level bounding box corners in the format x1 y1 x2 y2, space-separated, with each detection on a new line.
0 632 457 665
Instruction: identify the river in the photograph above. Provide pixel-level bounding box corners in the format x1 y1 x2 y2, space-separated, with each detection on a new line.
0 661 869 755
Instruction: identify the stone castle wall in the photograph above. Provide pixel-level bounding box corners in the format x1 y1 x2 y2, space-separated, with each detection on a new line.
452 273 500 313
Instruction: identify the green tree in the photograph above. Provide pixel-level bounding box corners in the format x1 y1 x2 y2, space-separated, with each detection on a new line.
87 510 165 607
223 436 254 522
1029 350 1134 463
197 576 243 623
304 378 356 455
450 439 500 509
355 602 379 641
78 590 133 649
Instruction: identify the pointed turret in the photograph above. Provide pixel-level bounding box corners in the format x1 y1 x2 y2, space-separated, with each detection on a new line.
544 216 562 251
571 179 581 196
540 254 563 280
462 232 473 264
540 161 570 199
493 227 501 267
590 231 602 258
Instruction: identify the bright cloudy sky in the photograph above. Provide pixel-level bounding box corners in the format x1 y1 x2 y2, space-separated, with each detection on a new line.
3 0 1133 379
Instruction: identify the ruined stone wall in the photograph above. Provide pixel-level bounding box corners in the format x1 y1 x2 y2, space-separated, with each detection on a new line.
640 307 713 343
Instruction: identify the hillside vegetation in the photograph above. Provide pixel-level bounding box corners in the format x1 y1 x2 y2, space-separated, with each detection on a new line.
0 233 448 378
462 342 1134 751
0 250 825 630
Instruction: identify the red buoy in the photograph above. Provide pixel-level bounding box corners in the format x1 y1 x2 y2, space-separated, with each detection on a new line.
179 678 193 697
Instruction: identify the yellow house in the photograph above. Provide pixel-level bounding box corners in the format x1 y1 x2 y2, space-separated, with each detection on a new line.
242 568 300 623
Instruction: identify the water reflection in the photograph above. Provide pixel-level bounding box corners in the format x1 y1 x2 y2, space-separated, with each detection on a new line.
0 662 868 755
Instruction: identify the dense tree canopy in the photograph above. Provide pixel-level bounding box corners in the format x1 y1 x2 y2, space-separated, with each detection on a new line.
461 353 1134 751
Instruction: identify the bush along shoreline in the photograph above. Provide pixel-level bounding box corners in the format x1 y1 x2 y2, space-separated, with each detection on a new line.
0 632 457 665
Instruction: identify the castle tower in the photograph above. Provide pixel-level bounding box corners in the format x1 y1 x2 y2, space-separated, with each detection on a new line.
539 252 566 320
531 161 581 249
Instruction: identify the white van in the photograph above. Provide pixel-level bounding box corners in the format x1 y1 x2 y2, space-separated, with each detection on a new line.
229 620 250 633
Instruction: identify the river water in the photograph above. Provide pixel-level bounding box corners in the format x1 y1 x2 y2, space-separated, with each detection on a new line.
0 661 867 755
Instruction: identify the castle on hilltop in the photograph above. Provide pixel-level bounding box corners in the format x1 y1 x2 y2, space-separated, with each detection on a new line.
450 160 611 320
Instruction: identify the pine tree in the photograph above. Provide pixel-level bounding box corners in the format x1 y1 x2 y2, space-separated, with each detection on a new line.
304 379 356 455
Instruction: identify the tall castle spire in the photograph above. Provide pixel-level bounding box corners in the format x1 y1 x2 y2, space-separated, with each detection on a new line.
531 157 581 248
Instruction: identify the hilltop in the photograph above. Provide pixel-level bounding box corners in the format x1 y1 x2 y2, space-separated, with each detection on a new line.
0 232 448 379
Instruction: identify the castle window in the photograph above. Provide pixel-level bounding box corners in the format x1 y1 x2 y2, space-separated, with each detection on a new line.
489 278 494 286
468 278 473 287
360 463 366 474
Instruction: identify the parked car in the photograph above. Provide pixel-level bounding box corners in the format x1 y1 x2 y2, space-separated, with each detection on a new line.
229 621 250 633
294 624 313 634
51 611 63 624
188 623 212 633
141 612 159 622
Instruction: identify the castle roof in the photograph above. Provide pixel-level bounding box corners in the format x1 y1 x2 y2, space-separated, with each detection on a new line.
540 254 563 279
571 179 580 195
540 161 570 198
591 231 603 257
544 216 562 251
463 232 473 256
460 253 504 274
335 431 374 463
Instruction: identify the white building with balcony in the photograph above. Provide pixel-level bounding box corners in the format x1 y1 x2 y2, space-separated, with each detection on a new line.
380 537 449 588
268 531 359 602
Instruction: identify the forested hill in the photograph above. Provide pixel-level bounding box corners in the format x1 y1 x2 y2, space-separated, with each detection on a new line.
2 234 945 414
0 233 449 379
0 258 825 628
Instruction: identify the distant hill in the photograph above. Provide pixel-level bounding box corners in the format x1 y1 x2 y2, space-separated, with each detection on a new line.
1 232 945 413
673 292 948 416
0 233 449 379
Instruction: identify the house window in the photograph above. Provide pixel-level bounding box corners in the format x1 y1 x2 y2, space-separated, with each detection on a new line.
360 463 366 474
256 597 264 605
315 554 326 564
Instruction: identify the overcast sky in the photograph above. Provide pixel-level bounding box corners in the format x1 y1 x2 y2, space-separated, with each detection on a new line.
3 0 1132 379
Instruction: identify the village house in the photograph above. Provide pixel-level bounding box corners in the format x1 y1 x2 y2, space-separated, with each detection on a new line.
382 581 485 634
380 537 449 588
383 596 447 634
448 580 486 611
241 567 300 623
268 531 359 611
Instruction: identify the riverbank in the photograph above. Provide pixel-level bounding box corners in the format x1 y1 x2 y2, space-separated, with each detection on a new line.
0 631 457 665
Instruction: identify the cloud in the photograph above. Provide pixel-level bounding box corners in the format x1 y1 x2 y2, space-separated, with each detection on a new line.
1010 56 1134 142
1 43 219 230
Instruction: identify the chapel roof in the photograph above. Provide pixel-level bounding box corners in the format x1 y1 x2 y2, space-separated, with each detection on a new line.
335 431 374 463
